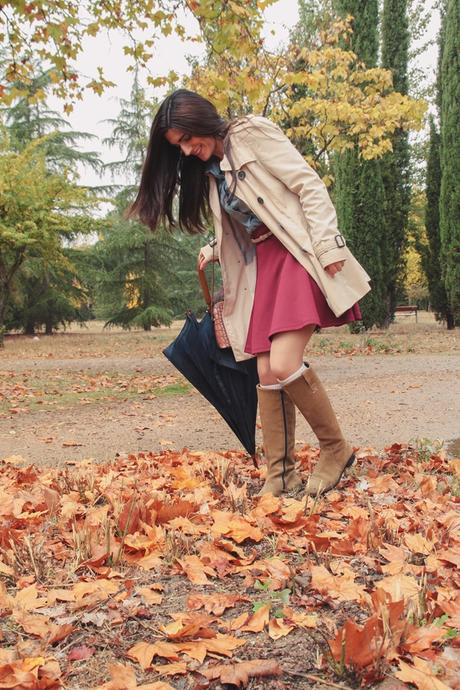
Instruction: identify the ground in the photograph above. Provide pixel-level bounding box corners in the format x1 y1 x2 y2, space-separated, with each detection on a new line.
0 315 459 690
1 313 459 465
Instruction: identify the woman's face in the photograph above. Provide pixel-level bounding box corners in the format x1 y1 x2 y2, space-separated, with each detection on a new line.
165 128 223 161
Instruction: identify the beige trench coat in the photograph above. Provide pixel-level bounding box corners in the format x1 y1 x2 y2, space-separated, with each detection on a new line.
201 116 371 362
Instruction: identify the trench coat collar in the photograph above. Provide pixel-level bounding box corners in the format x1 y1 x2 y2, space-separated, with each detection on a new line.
220 119 256 172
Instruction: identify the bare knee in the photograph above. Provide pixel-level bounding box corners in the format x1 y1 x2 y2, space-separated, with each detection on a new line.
269 356 299 382
257 355 278 386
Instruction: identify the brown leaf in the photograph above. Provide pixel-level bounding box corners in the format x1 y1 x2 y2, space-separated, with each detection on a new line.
404 534 434 556
151 661 187 675
127 641 180 670
239 604 270 633
268 617 294 640
395 658 453 690
375 574 420 602
310 564 369 604
329 617 382 669
187 593 249 616
177 555 215 585
211 510 263 543
403 626 447 654
68 645 96 662
201 659 282 687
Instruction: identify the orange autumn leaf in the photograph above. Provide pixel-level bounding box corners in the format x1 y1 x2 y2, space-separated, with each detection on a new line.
240 604 270 633
404 533 434 556
268 617 294 640
187 592 249 616
200 658 282 686
127 641 180 670
211 510 263 543
152 499 198 524
395 658 454 690
177 555 215 584
161 614 216 640
151 661 187 675
180 634 246 663
136 587 163 606
375 574 420 602
403 625 447 654
310 564 369 604
329 617 382 669
13 611 51 638
379 544 407 575
287 609 318 629
94 662 177 689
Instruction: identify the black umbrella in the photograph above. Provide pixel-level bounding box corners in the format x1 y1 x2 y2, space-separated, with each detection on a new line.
163 308 259 459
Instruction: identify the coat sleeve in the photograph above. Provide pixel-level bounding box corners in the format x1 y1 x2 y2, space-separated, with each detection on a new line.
242 117 348 268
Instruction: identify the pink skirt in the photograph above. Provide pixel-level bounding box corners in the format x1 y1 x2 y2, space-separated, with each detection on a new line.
244 233 362 355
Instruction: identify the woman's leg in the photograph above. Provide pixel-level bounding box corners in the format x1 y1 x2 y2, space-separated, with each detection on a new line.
256 350 302 496
269 327 354 496
269 325 316 381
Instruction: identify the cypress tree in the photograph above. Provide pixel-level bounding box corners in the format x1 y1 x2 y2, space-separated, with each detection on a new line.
439 0 460 321
423 117 454 327
334 0 387 328
381 0 411 319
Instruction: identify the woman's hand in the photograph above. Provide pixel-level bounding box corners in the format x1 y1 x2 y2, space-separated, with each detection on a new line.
324 260 345 277
198 244 219 271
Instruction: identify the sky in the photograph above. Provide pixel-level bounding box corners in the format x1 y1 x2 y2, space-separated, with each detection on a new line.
51 1 300 189
49 0 440 190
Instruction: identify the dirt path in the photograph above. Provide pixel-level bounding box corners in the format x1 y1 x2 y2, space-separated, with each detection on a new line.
1 351 459 465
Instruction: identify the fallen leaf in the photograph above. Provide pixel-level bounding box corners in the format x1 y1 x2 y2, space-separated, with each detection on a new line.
375 574 420 602
68 645 95 662
200 659 282 686
240 604 270 633
268 617 294 640
395 658 453 690
187 593 249 616
404 533 434 556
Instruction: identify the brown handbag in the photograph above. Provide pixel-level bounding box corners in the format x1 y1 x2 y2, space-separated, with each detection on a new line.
198 264 231 349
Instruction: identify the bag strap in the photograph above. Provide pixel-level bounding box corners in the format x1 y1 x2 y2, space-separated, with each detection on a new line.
197 234 217 311
197 265 212 309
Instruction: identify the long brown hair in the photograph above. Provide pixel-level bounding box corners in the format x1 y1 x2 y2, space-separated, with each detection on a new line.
128 89 229 234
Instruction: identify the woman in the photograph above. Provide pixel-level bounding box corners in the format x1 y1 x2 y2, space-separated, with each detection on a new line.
129 89 371 497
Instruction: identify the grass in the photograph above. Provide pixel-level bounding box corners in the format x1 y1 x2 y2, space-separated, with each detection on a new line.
0 368 191 415
1 312 458 361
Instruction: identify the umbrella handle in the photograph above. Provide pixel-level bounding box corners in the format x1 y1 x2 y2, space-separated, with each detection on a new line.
197 264 212 309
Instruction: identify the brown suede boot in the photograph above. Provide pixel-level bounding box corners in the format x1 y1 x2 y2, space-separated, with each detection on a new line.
257 386 303 496
284 366 355 496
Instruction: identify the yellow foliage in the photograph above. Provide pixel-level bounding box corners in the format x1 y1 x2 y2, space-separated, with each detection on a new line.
189 15 426 170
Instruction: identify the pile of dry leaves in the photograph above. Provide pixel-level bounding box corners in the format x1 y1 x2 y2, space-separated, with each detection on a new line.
0 442 459 689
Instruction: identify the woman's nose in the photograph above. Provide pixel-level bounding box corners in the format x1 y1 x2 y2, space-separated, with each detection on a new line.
180 143 193 156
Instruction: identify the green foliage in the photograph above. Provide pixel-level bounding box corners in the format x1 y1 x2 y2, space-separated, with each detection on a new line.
332 0 388 329
380 0 411 320
0 135 97 343
91 193 205 330
422 117 453 326
439 0 460 321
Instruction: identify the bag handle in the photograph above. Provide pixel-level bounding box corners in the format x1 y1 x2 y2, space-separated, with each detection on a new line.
197 237 218 311
197 265 212 309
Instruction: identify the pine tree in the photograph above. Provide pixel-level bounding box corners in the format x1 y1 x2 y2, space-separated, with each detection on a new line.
422 117 454 327
439 0 460 321
2 67 101 334
333 0 387 328
381 0 411 318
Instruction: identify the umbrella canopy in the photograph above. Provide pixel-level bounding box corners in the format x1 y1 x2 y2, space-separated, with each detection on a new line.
163 310 259 457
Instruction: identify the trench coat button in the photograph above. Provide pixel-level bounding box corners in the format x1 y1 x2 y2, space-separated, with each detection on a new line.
257 196 264 204
237 171 246 180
